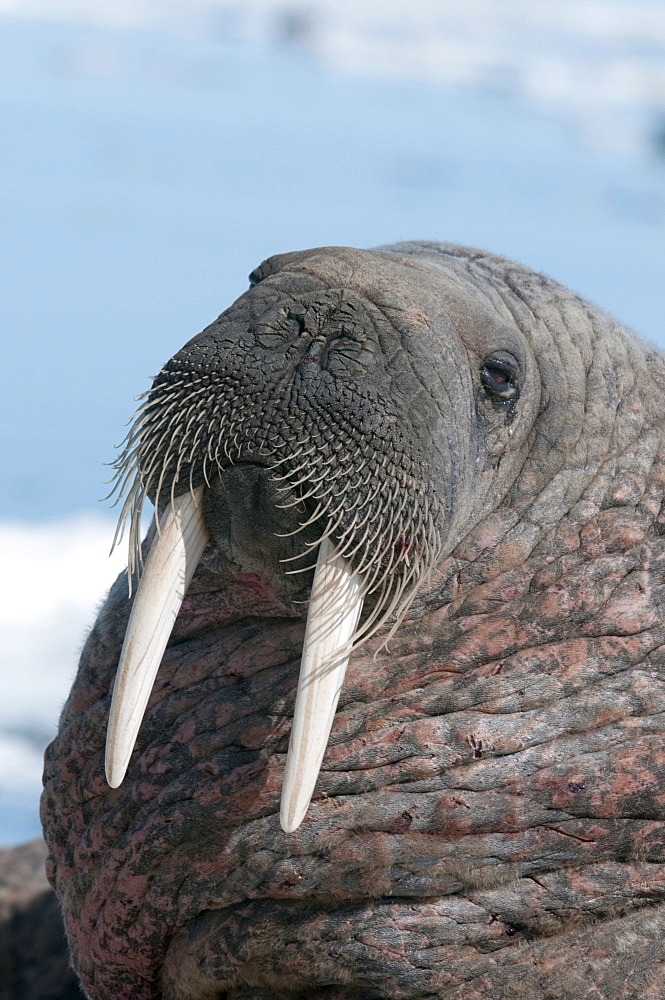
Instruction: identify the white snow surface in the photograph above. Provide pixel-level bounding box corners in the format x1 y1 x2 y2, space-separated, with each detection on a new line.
0 516 126 730
0 516 126 841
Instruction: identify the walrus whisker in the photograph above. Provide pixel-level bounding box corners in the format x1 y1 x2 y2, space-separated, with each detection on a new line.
349 555 432 651
273 495 311 510
277 520 335 561
269 452 320 482
345 518 388 578
277 502 351 563
272 464 328 493
266 442 312 470
323 511 362 552
294 465 342 489
346 465 371 492
335 508 386 565
104 466 139 509
373 572 428 646
272 499 325 526
279 508 350 569
281 511 356 574
271 462 325 490
273 461 339 493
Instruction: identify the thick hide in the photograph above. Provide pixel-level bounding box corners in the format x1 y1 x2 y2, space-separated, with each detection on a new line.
42 243 665 999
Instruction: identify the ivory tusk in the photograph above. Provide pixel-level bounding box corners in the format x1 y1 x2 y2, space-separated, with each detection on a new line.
105 486 209 788
280 537 364 832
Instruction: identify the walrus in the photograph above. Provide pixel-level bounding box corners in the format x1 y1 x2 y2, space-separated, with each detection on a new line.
42 242 665 999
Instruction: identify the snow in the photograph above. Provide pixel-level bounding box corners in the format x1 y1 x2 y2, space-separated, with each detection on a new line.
0 516 126 844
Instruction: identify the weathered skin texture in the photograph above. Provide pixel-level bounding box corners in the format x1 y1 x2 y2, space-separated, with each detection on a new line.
42 243 665 999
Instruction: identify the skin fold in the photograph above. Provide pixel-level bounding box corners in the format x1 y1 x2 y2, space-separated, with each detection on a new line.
41 243 665 999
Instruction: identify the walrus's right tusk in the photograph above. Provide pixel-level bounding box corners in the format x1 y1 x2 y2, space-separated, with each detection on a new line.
280 537 364 833
105 486 209 788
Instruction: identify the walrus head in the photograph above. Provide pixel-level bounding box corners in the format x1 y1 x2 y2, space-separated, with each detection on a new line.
105 243 540 830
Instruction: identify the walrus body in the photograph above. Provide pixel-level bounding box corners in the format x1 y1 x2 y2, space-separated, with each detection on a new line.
42 243 665 999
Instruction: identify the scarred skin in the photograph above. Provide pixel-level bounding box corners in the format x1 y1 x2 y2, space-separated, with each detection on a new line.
42 243 665 999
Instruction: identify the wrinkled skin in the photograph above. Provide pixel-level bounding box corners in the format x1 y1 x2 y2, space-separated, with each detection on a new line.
42 243 665 999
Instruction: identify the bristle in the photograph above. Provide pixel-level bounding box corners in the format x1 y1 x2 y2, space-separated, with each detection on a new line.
108 360 442 643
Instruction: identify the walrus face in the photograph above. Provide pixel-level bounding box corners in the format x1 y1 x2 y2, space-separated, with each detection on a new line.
105 245 540 831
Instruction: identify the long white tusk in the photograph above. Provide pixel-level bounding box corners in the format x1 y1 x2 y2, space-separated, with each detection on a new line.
105 486 209 788
280 537 364 832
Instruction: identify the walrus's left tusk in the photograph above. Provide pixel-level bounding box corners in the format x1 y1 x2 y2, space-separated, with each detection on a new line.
280 537 364 833
105 486 209 788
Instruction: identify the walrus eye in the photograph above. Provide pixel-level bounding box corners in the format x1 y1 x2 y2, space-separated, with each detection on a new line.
481 353 520 402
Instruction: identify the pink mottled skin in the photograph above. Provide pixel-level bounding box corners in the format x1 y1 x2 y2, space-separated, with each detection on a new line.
41 245 665 999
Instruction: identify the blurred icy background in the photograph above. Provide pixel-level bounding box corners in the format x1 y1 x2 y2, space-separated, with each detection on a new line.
1 0 665 844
